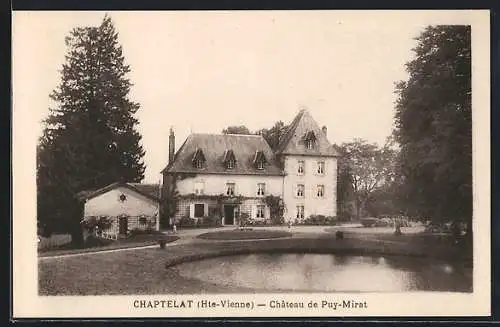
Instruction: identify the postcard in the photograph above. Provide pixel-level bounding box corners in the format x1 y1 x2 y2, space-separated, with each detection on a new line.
12 9 490 318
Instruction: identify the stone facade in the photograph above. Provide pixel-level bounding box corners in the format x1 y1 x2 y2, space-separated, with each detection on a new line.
282 155 337 223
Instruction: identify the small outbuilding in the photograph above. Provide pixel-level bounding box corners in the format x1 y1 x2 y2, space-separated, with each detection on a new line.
76 182 161 239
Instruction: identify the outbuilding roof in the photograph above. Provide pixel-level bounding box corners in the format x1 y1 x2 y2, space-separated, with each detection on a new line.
75 182 161 202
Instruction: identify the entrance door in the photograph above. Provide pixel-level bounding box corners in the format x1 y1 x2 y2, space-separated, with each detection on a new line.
224 205 235 225
119 216 128 235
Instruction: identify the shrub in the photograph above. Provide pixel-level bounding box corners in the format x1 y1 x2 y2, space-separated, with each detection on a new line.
84 235 112 248
301 215 338 226
38 221 53 238
247 219 269 226
270 215 285 226
199 215 222 227
178 216 197 227
238 212 250 227
360 217 378 227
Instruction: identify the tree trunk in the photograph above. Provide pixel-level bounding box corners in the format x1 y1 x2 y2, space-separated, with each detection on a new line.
70 222 84 246
70 204 84 246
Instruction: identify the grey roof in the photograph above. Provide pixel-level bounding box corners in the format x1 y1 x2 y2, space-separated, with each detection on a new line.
275 109 339 157
163 133 284 176
76 182 160 202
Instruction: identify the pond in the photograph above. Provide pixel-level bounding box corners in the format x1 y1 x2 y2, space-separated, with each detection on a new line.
173 253 472 292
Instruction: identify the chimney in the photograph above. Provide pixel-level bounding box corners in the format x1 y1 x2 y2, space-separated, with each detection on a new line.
322 126 328 135
168 127 175 164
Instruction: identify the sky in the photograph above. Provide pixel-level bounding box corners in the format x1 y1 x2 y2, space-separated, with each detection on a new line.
13 10 480 183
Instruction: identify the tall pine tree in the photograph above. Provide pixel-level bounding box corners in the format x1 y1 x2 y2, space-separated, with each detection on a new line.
393 26 471 235
37 15 145 243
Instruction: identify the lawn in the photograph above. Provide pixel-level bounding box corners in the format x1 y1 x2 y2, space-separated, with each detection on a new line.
38 233 180 257
196 228 293 240
39 232 472 295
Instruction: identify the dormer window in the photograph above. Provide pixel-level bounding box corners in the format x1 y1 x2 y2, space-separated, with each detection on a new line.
306 140 315 149
223 150 236 170
304 131 317 149
253 150 267 170
192 148 206 169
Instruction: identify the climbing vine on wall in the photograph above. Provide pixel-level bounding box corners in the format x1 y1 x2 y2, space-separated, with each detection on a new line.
264 195 284 223
162 172 199 226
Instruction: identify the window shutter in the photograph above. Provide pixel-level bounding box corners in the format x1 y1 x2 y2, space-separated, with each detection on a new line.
189 204 194 218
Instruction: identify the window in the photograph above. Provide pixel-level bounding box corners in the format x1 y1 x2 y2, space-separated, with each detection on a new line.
139 215 148 225
256 205 265 218
194 181 205 195
194 204 205 218
296 184 305 197
317 185 325 198
297 160 305 175
192 148 206 169
254 150 266 170
296 205 305 220
224 149 236 170
226 183 235 196
304 131 316 149
317 161 325 175
257 183 266 196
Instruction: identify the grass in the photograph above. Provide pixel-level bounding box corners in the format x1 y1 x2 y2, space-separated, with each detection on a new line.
196 229 293 240
38 234 180 257
38 231 472 295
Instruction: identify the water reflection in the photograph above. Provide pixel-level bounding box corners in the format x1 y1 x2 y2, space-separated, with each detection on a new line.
174 254 472 292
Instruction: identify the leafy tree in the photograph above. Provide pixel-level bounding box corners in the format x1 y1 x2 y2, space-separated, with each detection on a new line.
37 15 145 244
336 145 356 220
339 138 397 220
256 121 289 151
393 25 472 237
222 125 251 135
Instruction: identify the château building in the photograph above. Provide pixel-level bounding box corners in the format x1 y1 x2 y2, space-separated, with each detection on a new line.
161 109 339 226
